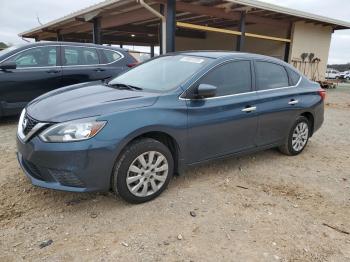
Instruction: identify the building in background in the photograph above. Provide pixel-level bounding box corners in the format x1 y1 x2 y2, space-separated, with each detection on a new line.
19 0 350 81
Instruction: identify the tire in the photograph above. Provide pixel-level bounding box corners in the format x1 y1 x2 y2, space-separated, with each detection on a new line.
279 116 310 156
112 138 174 204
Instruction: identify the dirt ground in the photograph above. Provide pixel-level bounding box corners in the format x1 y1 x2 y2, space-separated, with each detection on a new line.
1 84 350 262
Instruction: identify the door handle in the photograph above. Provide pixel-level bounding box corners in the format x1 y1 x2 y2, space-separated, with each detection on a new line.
46 69 60 74
288 99 299 105
242 106 257 113
94 68 106 72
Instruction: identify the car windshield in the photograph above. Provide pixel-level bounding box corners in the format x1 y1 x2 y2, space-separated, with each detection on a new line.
0 45 22 57
108 55 213 92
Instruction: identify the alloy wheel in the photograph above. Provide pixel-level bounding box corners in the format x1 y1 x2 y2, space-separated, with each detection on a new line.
292 122 309 152
126 151 169 197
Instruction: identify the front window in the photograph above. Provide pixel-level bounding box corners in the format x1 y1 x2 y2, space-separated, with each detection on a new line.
4 46 57 68
199 61 252 96
109 55 213 92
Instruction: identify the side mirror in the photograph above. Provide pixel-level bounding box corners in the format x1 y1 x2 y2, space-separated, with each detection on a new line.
196 84 217 98
0 61 17 71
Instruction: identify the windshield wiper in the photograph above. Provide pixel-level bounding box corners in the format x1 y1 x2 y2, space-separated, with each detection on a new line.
104 82 143 91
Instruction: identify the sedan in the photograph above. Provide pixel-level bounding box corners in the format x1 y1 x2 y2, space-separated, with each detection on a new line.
16 51 325 203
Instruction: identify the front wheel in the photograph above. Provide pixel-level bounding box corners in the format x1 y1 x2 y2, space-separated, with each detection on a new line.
279 116 310 156
112 138 174 204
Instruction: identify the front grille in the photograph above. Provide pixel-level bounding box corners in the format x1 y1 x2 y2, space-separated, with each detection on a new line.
23 114 39 135
48 169 85 188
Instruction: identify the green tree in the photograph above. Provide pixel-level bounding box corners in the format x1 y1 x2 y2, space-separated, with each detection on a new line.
0 42 8 50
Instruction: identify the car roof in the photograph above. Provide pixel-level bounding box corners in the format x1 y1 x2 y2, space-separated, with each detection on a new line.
12 41 125 51
178 50 282 61
174 50 296 70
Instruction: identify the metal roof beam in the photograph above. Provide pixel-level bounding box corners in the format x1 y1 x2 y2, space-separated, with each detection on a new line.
61 7 157 35
153 0 289 27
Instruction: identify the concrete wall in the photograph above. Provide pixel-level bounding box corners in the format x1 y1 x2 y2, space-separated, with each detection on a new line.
289 21 333 81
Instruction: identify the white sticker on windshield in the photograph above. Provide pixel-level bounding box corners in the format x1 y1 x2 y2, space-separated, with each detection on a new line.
180 56 204 64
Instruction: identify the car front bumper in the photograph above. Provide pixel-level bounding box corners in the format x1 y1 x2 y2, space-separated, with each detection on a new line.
16 135 119 192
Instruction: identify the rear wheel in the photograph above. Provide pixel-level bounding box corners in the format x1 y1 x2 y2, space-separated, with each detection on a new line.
279 116 310 156
112 138 174 204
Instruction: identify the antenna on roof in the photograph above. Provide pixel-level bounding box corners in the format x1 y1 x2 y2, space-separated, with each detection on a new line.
21 37 31 43
36 13 43 26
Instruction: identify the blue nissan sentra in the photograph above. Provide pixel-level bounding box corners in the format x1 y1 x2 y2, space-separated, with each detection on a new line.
17 51 325 203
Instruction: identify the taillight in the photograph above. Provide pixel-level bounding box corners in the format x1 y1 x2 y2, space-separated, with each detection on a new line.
127 62 138 68
318 88 326 100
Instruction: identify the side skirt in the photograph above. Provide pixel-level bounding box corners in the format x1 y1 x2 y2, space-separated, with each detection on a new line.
179 141 284 172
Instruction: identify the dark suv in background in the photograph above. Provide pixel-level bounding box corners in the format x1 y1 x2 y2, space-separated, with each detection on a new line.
0 42 137 117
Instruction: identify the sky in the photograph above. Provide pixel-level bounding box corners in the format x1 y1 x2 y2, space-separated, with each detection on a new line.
0 0 349 64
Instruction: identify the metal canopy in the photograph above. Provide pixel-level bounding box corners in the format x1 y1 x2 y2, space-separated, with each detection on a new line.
19 0 350 46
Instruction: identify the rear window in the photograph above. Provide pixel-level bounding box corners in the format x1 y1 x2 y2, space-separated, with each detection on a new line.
255 61 289 90
101 49 122 63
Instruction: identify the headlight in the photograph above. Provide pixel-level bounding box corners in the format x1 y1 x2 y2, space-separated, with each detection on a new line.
39 118 106 142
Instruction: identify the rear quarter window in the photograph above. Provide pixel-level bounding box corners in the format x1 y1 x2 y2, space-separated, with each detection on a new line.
287 68 301 86
101 49 122 64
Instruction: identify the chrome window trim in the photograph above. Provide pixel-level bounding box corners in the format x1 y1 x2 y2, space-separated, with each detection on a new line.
17 109 49 143
3 66 62 70
179 59 302 101
179 90 258 101
0 45 124 70
256 75 302 93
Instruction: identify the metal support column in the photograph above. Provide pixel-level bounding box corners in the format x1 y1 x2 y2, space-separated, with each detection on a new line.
57 30 63 41
165 0 175 53
92 17 102 44
236 11 246 51
150 45 155 57
284 24 293 62
159 4 164 55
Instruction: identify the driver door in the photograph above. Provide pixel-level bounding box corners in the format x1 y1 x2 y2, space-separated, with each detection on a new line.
185 60 258 164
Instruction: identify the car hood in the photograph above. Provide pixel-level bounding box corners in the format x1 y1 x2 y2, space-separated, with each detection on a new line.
26 81 159 122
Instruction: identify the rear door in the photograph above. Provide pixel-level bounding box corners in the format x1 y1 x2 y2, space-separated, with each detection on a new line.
186 60 258 163
61 45 102 87
0 45 61 114
254 60 302 146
